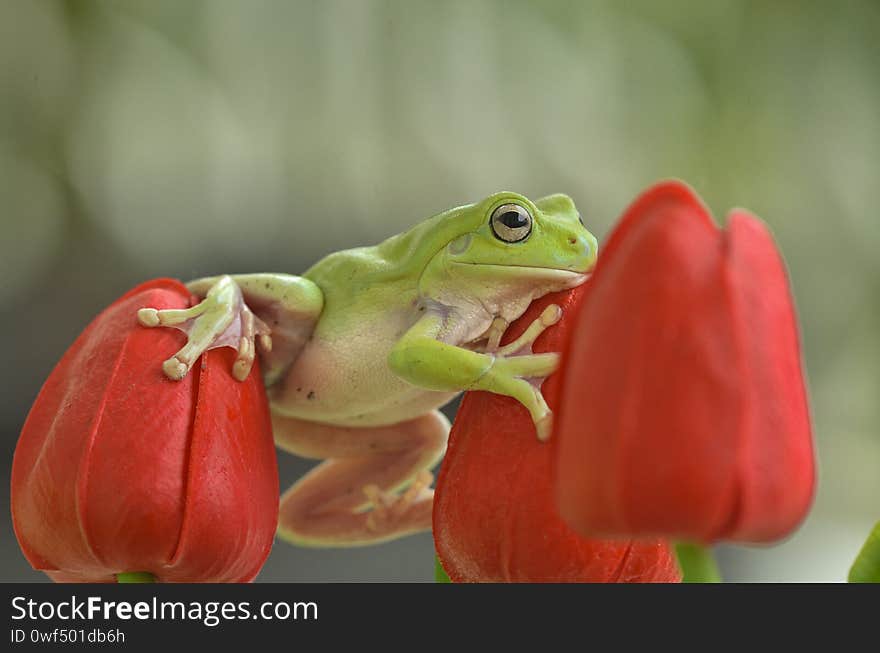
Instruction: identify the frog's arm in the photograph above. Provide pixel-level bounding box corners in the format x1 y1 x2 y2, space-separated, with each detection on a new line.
388 308 560 440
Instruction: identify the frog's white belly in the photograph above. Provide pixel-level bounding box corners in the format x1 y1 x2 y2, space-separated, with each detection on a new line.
268 321 457 427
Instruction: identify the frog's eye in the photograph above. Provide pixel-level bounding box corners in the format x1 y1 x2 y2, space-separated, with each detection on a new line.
490 204 532 243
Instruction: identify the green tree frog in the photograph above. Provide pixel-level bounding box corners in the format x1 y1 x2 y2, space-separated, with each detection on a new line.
137 192 597 547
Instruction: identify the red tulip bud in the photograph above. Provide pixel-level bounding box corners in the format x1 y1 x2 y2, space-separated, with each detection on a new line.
12 279 279 582
433 286 681 582
554 181 815 544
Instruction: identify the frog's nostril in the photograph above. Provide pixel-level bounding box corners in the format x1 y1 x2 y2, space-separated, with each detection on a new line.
568 237 577 245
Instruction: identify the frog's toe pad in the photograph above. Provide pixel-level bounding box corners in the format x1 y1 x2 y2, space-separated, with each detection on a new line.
162 357 189 381
137 308 160 327
535 413 553 442
233 337 255 381
540 304 563 326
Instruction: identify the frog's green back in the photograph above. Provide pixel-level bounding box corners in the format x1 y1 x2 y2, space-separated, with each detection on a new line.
301 204 481 336
303 202 475 290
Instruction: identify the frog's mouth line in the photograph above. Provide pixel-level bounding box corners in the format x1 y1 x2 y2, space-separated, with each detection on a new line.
450 262 591 286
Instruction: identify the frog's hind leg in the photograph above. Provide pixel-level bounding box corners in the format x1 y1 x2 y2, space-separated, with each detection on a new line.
273 410 449 547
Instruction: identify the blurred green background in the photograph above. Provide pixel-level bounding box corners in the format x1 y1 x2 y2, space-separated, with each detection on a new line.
1 0 878 582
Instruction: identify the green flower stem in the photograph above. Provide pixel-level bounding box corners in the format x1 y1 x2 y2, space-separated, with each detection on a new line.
848 520 880 583
116 572 157 583
435 555 451 583
674 542 722 583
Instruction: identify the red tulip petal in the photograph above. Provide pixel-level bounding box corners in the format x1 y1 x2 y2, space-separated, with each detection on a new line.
722 210 814 541
80 284 197 576
555 181 740 541
554 182 814 545
164 349 278 582
44 570 116 584
12 279 192 578
614 540 684 583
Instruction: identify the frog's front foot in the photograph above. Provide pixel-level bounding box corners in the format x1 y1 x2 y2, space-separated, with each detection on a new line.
138 275 271 381
362 470 434 534
475 304 563 441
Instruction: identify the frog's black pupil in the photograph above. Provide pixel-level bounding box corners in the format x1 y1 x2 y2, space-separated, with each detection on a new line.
501 211 527 228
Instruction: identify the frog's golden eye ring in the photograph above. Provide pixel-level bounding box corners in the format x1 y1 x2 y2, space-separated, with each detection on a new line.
490 203 532 243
